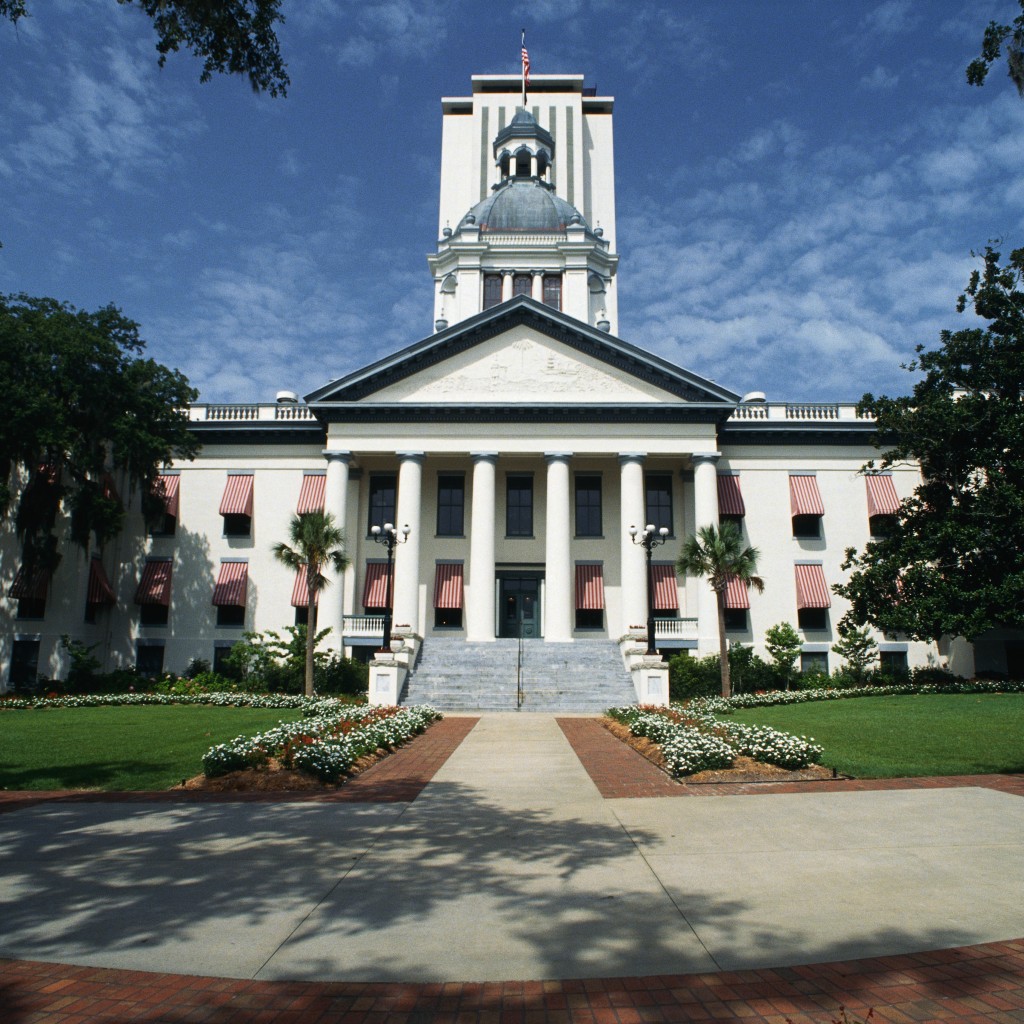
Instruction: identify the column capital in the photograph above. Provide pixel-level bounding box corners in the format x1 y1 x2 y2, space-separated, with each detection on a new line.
618 452 647 466
531 269 545 277
500 269 514 277
471 451 499 462
396 451 426 463
691 452 721 466
322 449 351 463
544 451 573 463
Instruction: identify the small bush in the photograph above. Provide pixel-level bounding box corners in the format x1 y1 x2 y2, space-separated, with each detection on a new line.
668 653 721 700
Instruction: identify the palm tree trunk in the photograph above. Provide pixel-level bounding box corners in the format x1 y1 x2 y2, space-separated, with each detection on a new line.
305 579 316 698
716 590 730 699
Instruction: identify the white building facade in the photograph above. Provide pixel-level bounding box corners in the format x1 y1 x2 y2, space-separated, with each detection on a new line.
1 73 989 698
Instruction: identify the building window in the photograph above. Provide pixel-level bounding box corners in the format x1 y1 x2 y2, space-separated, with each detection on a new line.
435 607 463 628
216 605 245 627
880 650 909 675
433 562 464 629
513 273 532 297
801 651 829 675
792 514 821 539
16 596 46 620
140 604 169 626
575 563 605 631
543 274 562 310
8 638 40 690
644 474 673 534
294 604 317 628
483 273 502 309
367 474 397 534
798 607 828 631
869 514 897 538
790 474 824 539
213 643 234 677
576 608 603 630
150 473 179 536
506 475 533 536
437 475 465 536
136 642 165 677
724 608 748 631
575 475 602 537
135 559 172 626
219 474 253 538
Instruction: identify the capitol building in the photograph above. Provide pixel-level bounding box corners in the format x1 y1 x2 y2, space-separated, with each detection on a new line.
4 72 988 703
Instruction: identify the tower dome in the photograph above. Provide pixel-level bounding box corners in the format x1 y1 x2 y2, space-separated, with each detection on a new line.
456 179 590 234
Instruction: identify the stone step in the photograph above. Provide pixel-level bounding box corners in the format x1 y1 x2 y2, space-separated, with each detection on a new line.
402 637 635 712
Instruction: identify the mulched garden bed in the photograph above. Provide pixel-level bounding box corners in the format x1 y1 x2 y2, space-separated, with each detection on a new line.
601 718 838 784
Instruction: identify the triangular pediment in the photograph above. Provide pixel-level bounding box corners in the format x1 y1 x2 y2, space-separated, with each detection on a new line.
306 297 739 408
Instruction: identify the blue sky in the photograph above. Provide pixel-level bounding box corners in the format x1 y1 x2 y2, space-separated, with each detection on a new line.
2 0 1022 405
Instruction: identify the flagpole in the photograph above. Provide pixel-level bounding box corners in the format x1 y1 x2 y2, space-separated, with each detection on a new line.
521 29 527 107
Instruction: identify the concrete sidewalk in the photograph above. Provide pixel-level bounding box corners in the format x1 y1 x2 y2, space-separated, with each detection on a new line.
0 713 1022 986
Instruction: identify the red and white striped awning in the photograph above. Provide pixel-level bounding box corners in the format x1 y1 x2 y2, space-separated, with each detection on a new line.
723 574 751 610
795 563 831 609
135 560 172 606
865 474 900 517
575 563 605 610
789 474 824 516
296 473 326 514
87 558 116 606
212 561 248 607
717 474 746 516
9 567 49 600
290 565 320 607
219 473 254 516
434 563 464 609
362 561 392 608
651 563 678 611
153 474 180 517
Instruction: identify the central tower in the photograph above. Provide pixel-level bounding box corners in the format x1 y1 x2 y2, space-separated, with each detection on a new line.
428 74 619 333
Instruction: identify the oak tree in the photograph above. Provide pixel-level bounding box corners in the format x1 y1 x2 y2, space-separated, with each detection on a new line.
0 294 199 577
836 245 1024 642
0 0 289 96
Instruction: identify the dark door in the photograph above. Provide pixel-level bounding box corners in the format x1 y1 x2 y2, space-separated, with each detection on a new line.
499 577 541 638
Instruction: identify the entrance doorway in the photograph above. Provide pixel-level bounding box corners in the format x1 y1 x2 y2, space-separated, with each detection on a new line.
499 577 541 638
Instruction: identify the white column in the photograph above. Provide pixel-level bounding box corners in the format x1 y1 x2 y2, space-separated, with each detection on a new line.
692 452 721 657
501 270 513 302
394 452 424 636
544 452 573 642
619 453 647 636
532 270 544 302
467 452 497 641
320 450 350 653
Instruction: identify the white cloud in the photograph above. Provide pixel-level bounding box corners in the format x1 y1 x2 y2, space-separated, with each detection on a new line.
860 66 899 91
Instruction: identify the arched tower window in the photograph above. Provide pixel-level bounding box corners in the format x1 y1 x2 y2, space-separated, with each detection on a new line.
515 150 531 178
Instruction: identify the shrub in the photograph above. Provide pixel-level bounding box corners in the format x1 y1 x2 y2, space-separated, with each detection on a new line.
315 653 369 696
764 622 802 689
668 653 721 700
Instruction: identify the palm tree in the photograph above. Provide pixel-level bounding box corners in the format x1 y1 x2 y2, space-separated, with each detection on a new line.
272 511 350 697
677 521 764 699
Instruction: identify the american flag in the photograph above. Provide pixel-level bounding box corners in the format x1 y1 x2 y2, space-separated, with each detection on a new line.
521 41 530 86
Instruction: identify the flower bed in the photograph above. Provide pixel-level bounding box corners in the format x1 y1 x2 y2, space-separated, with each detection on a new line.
201 704 441 783
606 704 822 777
0 691 336 711
688 677 1024 716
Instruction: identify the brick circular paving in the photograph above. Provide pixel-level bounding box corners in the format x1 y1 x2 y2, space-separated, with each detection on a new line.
2 715 1022 1023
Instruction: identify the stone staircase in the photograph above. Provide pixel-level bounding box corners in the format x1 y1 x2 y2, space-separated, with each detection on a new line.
400 637 636 712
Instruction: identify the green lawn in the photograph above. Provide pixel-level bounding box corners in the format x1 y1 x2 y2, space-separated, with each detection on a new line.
727 693 1024 778
0 705 305 791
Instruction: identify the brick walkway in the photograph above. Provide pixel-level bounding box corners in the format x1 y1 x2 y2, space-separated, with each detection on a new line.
3 941 1024 1023
3 713 1024 1023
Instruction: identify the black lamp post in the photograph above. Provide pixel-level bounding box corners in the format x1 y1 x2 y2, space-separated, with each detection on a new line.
629 523 669 656
370 522 409 652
